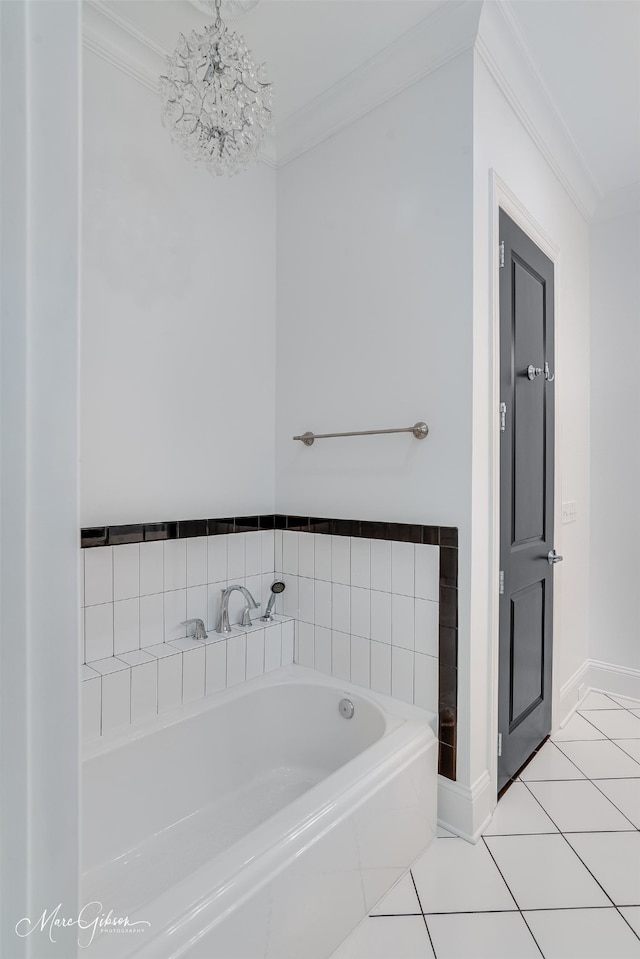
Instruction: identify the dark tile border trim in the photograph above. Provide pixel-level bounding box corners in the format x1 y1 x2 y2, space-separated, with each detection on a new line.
81 514 458 780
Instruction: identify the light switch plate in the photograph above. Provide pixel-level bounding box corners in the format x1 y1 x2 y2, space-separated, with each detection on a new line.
561 501 577 524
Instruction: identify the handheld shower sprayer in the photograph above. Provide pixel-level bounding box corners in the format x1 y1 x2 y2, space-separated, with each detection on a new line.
260 580 285 623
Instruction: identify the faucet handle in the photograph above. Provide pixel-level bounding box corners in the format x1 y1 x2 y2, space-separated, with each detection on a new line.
183 618 208 641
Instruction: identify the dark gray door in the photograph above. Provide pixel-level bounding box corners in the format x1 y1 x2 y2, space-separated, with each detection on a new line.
498 210 557 792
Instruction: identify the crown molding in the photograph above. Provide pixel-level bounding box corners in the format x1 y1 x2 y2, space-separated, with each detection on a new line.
275 1 482 168
476 1 600 221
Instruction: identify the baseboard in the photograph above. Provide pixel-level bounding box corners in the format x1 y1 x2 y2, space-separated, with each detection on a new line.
557 659 590 726
437 771 493 844
588 659 640 702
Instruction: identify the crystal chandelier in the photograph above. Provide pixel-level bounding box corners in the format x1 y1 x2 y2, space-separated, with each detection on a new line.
160 0 272 177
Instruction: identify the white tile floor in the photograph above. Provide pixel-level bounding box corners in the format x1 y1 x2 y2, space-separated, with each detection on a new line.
331 691 640 959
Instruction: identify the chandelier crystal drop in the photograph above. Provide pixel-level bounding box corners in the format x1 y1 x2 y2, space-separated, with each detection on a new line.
160 0 272 177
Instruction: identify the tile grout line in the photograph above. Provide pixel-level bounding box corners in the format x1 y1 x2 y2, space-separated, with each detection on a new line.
409 869 439 959
519 777 629 920
480 835 546 957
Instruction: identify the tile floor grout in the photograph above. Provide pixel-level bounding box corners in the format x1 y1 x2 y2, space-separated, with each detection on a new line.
332 689 640 958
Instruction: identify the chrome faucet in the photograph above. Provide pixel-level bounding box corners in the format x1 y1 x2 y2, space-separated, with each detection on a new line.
217 584 260 634
183 618 208 640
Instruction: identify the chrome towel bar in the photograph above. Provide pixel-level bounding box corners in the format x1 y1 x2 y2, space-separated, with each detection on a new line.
293 421 429 446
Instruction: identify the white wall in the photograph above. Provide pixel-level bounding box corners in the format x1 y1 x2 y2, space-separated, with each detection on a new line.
1 3 80 953
275 53 474 528
472 51 591 793
81 52 277 527
589 210 640 672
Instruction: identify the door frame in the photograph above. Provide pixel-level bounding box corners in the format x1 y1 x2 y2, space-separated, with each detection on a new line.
487 170 563 803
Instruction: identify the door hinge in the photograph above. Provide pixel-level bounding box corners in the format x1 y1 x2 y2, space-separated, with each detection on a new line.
498 733 503 757
499 241 505 268
499 570 505 595
500 401 507 433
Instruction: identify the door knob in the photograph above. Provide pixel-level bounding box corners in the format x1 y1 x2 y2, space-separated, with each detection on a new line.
547 550 564 565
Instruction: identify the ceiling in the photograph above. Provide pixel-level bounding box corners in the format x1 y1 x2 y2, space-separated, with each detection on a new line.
108 0 444 125
97 0 640 208
507 0 640 201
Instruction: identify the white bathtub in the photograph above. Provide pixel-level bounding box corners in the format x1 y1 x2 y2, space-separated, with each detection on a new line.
82 665 437 959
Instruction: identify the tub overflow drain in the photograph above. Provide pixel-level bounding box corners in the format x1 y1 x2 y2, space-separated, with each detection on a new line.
339 698 355 720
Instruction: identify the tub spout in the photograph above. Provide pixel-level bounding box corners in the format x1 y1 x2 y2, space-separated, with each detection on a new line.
217 584 259 634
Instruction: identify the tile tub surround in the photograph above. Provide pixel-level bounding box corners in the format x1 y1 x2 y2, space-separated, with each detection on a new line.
81 515 459 778
81 618 295 741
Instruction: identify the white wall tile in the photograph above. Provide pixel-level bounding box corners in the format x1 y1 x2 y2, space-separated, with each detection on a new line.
350 537 371 589
113 598 140 655
281 575 299 619
350 635 370 689
206 640 227 695
102 669 130 733
261 529 275 573
245 531 263 577
415 544 439 601
183 646 205 703
261 573 274 611
415 599 439 657
244 575 263 617
282 530 299 575
351 587 371 639
332 535 351 585
296 621 314 668
131 662 157 724
157 652 182 713
314 579 332 628
298 533 315 578
139 541 163 596
89 656 129 675
274 530 283 572
246 628 265 679
186 537 207 587
186 584 208 632
371 540 392 592
331 630 350 680
227 534 245 581
265 623 282 672
392 594 415 650
282 620 295 665
164 589 187 642
298 577 315 624
80 552 85 608
81 677 101 742
113 544 139 601
207 535 227 583
391 541 415 596
370 590 392 644
314 534 332 581
118 649 155 666
414 653 438 712
227 633 246 686
371 640 391 695
332 583 350 633
164 539 187 591
85 603 114 663
207 582 227 633
391 646 414 704
80 613 86 664
84 547 113 606
314 626 332 675
140 593 164 648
